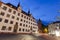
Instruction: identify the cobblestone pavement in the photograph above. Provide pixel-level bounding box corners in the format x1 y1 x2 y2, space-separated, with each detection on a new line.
0 34 59 40
0 34 47 40
55 37 60 40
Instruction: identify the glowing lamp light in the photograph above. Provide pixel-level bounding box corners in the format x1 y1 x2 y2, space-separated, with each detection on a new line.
44 28 48 33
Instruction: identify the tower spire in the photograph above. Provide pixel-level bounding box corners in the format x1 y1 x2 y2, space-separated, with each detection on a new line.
17 2 20 8
17 0 21 11
28 9 30 14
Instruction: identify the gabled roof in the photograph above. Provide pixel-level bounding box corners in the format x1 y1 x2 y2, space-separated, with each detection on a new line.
21 10 35 19
21 10 28 15
48 21 60 25
6 3 17 10
53 21 60 24
0 1 36 20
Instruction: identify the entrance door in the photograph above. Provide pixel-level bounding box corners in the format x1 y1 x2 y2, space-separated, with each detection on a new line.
13 22 18 32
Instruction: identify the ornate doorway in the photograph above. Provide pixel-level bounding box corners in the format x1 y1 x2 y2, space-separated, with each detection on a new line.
13 22 18 32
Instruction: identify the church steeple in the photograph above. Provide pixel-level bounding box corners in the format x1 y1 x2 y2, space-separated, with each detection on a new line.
28 9 33 18
17 2 21 12
28 9 30 14
17 2 20 8
28 9 31 16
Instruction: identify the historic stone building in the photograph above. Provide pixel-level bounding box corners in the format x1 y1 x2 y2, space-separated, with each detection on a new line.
37 19 42 33
0 1 38 34
48 21 60 36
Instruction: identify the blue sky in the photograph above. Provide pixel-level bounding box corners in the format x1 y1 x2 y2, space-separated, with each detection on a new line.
1 0 60 25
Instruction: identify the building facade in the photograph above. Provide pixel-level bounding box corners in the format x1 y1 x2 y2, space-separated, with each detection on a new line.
0 1 38 34
48 21 60 36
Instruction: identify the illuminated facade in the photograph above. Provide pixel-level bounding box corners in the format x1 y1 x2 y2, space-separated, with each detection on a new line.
0 1 38 34
48 21 60 35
